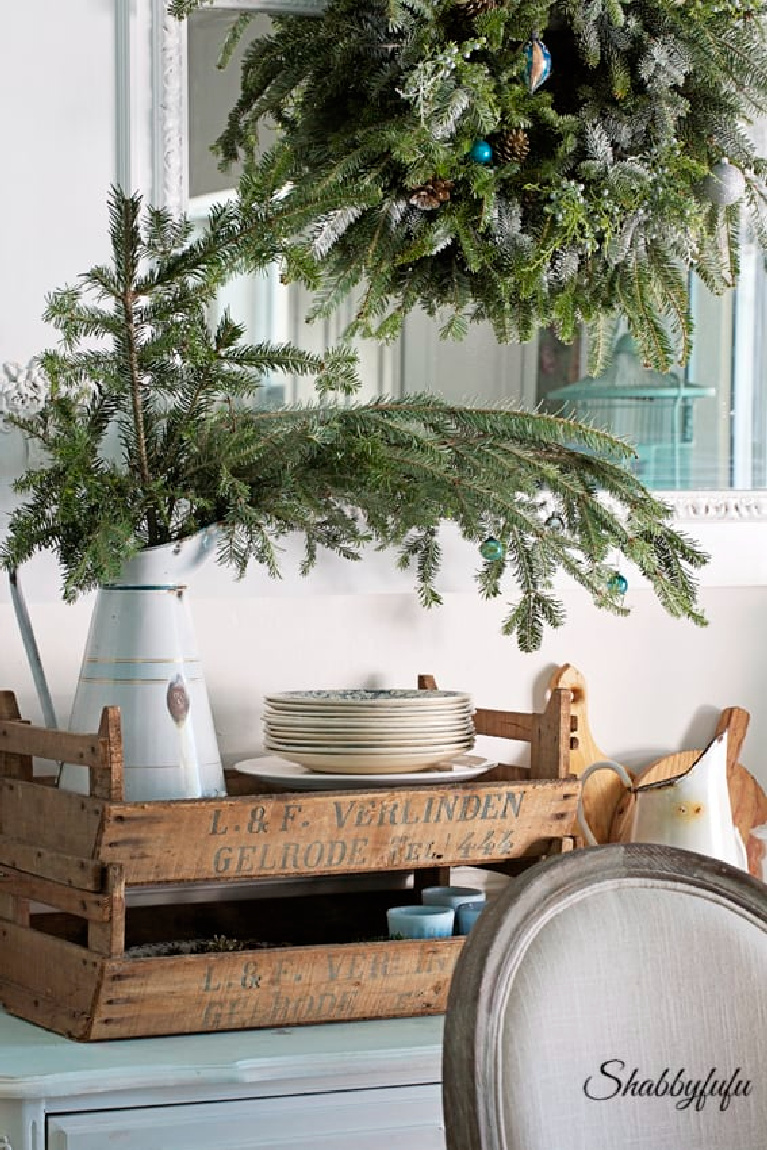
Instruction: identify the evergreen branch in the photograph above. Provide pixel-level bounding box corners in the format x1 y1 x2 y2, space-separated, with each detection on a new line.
2 185 708 646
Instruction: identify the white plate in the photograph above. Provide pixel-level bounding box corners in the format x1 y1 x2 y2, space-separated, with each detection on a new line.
262 711 473 731
264 689 472 709
234 754 494 789
264 734 475 753
263 726 474 747
263 707 474 723
261 742 475 772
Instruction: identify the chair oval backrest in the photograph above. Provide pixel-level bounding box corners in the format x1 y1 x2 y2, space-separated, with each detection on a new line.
443 844 767 1150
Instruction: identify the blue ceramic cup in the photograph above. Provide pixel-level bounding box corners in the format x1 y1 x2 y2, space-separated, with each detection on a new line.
387 905 456 939
457 899 486 934
421 885 486 911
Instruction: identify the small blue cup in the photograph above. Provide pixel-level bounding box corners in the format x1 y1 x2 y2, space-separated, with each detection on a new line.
387 905 455 939
457 900 486 934
421 885 485 911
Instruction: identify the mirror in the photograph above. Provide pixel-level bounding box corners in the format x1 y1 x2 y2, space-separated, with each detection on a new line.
183 1 762 505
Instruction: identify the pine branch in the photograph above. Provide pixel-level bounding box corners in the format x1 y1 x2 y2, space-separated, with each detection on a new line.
3 186 709 645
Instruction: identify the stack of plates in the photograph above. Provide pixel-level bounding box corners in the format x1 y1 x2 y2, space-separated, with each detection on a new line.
263 689 475 774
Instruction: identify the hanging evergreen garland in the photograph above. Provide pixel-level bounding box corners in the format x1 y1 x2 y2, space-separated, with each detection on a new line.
174 0 767 370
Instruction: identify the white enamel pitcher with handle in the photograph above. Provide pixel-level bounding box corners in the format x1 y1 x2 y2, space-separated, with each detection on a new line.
576 730 748 869
9 531 226 802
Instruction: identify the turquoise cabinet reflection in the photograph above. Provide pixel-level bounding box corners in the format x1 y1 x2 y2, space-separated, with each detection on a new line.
544 332 716 491
538 273 739 492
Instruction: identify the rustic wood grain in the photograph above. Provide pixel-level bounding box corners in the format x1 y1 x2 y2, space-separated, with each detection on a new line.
419 674 571 781
0 779 104 857
94 707 124 800
95 780 580 884
547 663 619 843
0 720 104 771
0 837 104 891
0 893 29 927
0 920 101 1015
87 863 125 956
473 709 534 741
0 693 33 781
530 689 572 780
0 866 112 920
90 937 464 1040
0 687 33 916
0 981 95 1042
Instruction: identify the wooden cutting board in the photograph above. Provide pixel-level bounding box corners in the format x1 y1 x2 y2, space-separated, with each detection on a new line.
547 663 623 845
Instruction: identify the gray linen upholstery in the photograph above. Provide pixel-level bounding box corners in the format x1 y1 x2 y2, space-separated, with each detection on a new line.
443 844 767 1150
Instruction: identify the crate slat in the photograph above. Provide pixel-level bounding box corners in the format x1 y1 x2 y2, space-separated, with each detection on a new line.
90 938 464 1041
0 836 104 890
0 866 112 920
0 780 104 857
0 921 101 1013
0 980 96 1042
0 721 104 770
95 780 579 884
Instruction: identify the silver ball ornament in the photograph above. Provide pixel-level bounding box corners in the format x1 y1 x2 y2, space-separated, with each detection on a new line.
701 159 746 207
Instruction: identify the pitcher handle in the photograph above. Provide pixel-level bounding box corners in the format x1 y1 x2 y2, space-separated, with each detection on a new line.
8 568 58 729
577 759 634 846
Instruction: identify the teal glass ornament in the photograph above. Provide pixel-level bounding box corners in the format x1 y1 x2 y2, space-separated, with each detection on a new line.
469 139 493 165
523 34 552 94
608 571 629 595
546 513 565 531
480 536 505 561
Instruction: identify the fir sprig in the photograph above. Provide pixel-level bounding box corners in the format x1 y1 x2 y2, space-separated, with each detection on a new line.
1 188 707 650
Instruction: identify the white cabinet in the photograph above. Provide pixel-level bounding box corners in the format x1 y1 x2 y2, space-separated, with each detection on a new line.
47 1086 445 1150
0 1011 445 1150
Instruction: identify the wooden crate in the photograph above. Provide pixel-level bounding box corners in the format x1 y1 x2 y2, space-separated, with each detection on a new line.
0 687 580 1041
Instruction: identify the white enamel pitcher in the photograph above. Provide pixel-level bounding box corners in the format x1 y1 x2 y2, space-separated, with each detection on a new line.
577 730 748 869
9 531 226 802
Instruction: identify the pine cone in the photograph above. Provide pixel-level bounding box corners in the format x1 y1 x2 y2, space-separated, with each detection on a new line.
454 0 499 15
409 177 454 210
493 128 530 164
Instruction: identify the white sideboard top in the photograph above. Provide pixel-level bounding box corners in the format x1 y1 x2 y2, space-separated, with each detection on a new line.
0 1010 444 1103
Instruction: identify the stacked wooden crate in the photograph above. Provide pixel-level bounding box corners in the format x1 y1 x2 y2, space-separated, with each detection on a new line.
0 685 580 1041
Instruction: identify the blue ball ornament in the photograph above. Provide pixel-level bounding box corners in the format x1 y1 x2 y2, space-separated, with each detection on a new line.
480 536 505 562
469 139 493 165
608 572 629 595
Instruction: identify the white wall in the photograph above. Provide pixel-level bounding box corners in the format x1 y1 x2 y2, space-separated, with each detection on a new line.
4 528 767 785
0 0 114 360
2 1 767 791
